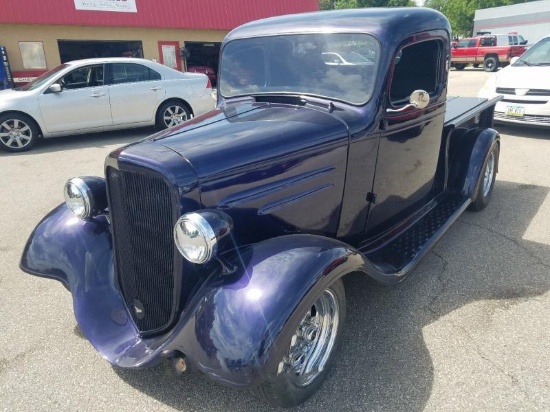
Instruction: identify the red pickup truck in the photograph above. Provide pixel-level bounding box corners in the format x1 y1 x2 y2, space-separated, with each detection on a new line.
451 34 527 72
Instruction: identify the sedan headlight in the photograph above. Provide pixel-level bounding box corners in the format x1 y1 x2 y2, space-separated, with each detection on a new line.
63 177 107 220
174 210 233 264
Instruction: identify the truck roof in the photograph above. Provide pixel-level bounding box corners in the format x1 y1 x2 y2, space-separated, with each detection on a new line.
224 7 450 44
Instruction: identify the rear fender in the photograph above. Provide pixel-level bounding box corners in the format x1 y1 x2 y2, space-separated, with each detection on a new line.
176 234 367 387
448 127 500 198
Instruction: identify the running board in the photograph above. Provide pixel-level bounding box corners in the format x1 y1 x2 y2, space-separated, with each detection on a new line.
359 193 470 283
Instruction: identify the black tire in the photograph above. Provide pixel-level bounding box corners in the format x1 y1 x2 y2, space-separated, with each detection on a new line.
483 56 499 72
473 64 479 68
251 278 346 407
468 142 499 211
156 101 191 129
454 63 466 70
0 112 39 152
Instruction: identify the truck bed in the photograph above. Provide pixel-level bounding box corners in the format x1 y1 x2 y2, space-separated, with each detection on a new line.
444 95 503 128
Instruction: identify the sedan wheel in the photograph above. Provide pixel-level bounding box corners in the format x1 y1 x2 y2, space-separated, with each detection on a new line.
157 102 191 129
252 278 346 407
0 114 38 152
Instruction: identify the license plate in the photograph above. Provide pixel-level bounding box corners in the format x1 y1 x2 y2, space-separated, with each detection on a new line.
505 105 525 117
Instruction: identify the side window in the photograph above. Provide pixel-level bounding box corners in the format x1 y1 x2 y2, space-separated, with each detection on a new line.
108 63 161 85
390 39 441 105
60 65 104 89
468 40 477 47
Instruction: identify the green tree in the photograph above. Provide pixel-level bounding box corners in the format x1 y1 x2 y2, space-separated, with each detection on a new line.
320 0 416 10
423 0 534 37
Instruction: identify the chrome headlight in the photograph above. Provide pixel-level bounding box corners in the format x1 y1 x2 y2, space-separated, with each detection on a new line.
174 210 233 264
63 177 107 220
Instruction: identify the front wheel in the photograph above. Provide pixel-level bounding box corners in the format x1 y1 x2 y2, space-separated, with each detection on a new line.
156 101 191 129
252 278 346 407
469 142 499 211
0 113 39 152
483 56 499 72
454 63 466 70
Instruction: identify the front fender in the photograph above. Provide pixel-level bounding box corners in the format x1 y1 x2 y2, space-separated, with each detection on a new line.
20 208 373 386
176 235 367 387
448 127 500 197
20 204 141 362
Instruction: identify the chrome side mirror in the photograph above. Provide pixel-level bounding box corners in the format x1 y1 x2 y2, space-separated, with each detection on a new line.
49 83 62 93
387 89 430 113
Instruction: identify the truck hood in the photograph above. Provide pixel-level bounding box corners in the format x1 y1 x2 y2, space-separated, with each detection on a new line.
149 100 350 179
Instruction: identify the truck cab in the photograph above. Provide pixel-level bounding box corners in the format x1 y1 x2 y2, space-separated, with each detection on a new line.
21 8 501 408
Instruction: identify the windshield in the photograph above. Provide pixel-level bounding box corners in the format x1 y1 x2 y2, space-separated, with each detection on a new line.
219 33 379 105
514 37 550 66
19 64 69 91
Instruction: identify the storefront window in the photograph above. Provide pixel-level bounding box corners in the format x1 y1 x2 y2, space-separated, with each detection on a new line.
19 42 47 69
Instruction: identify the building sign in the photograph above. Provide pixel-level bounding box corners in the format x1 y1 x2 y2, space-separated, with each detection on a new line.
74 0 137 13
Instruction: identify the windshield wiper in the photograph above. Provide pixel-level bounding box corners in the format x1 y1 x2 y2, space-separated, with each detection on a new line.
299 95 336 113
254 94 336 113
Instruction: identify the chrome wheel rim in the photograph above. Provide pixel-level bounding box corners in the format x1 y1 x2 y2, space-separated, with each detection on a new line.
163 105 188 128
0 118 33 149
482 152 495 197
278 288 340 386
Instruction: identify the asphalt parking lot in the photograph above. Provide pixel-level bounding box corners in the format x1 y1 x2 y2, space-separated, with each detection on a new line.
1 68 549 411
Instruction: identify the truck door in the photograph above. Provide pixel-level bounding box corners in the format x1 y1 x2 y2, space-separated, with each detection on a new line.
364 35 448 237
454 38 477 63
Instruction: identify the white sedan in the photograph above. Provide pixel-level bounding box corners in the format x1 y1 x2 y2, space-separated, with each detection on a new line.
0 57 216 152
478 35 550 127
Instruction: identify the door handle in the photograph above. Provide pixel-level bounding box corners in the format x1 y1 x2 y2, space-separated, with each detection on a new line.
150 86 162 91
90 92 105 98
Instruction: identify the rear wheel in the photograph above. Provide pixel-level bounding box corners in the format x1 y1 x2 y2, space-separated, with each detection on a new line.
469 142 499 211
483 56 499 72
454 63 466 70
252 278 346 407
156 101 191 129
0 113 39 152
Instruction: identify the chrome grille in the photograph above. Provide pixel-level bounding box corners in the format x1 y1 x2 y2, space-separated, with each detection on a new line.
497 87 550 96
494 112 550 124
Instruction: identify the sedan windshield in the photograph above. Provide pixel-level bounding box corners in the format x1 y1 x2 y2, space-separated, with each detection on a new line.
219 33 379 105
19 64 69 91
514 37 550 66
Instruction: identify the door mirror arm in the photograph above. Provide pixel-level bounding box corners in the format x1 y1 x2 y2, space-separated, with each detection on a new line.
386 89 429 113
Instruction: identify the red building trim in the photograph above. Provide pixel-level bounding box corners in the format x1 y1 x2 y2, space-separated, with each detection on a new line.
0 0 319 30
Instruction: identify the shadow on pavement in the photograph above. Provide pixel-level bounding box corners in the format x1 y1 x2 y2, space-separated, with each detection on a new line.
498 124 549 140
113 180 550 411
